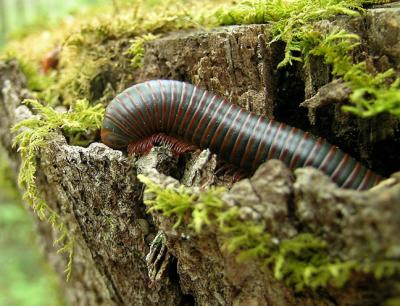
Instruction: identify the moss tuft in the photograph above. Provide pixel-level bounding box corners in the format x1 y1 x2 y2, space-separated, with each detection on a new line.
44 0 221 106
12 99 104 279
125 34 160 68
306 28 400 117
139 174 400 291
216 0 400 117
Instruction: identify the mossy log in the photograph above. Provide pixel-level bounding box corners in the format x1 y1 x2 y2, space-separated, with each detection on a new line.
1 6 400 306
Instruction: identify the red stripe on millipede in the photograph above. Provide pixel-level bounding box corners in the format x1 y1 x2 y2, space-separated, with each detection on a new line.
172 82 187 133
134 86 156 133
304 137 324 166
267 122 286 160
318 145 337 172
199 99 226 147
374 174 382 185
158 80 168 132
184 91 208 140
330 154 350 182
252 119 274 170
123 92 153 136
178 86 198 133
342 162 362 188
240 116 262 168
279 127 297 162
289 132 310 169
145 81 160 131
231 112 252 161
192 95 217 143
105 112 136 139
115 96 143 139
358 169 373 190
209 104 234 149
166 81 175 132
219 109 243 154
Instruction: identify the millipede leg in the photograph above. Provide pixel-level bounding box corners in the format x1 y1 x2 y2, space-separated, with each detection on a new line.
128 133 198 156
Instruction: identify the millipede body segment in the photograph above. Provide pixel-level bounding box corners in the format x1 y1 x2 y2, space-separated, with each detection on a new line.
101 80 382 190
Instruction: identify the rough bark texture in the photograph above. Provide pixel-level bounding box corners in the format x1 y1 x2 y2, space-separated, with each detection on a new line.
1 5 400 306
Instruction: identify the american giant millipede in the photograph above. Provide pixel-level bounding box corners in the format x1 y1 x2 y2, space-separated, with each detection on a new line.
101 80 382 190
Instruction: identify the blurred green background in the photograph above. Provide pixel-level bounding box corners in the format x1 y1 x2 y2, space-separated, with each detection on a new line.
0 0 108 47
0 147 65 306
0 1 109 305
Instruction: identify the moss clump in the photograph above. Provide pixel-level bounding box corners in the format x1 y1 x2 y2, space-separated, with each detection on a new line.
141 174 226 231
215 0 382 67
12 99 104 279
125 33 160 68
216 0 400 118
40 0 222 106
306 28 400 117
139 174 400 291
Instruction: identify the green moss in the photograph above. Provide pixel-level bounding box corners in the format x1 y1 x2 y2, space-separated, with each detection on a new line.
3 0 399 112
49 0 220 106
12 99 104 280
217 0 400 118
17 59 52 92
125 33 160 68
306 28 400 117
143 175 196 229
383 281 400 305
0 148 19 202
139 174 400 291
0 52 54 92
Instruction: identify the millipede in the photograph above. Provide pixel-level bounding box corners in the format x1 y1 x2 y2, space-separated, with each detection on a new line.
101 79 382 190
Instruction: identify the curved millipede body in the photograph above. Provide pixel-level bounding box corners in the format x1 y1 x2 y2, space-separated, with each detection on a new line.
101 80 382 190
